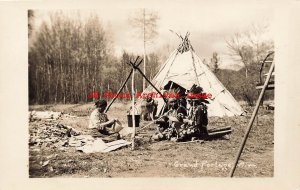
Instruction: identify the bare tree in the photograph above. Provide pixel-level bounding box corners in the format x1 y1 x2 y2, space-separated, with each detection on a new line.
226 23 274 78
129 9 159 90
225 23 274 105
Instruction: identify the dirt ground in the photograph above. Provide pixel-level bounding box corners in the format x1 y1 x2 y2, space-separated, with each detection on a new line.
28 101 274 177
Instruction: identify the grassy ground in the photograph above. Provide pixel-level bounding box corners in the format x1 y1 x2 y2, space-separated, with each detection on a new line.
29 102 273 177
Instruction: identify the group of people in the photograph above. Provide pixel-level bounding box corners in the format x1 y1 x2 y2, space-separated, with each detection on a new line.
152 85 209 142
88 84 209 142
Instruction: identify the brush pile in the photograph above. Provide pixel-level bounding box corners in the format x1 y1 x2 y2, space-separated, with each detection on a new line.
29 123 81 148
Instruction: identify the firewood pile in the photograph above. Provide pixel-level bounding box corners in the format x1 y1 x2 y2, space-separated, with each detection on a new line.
29 123 81 148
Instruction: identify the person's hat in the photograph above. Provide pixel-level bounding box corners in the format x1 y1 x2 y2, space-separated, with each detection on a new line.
168 98 177 103
186 92 196 100
190 84 203 94
186 85 210 104
95 100 107 108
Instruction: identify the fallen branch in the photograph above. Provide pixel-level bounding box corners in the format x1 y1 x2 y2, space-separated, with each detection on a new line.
178 140 204 144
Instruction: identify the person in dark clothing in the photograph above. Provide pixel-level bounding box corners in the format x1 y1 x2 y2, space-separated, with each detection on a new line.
152 98 187 141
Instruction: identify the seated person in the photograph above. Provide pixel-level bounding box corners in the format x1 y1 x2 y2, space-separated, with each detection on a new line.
184 85 209 137
152 98 187 141
88 100 122 139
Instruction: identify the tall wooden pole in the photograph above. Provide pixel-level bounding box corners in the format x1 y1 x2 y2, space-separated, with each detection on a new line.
229 61 275 177
131 68 136 150
143 8 146 91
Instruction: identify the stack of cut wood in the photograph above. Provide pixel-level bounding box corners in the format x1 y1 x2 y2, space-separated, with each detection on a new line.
29 123 81 148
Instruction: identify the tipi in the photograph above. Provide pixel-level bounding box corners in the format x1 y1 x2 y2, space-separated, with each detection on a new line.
142 34 244 117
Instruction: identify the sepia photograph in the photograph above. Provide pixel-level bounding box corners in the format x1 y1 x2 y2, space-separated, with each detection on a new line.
2 0 300 189
27 4 275 178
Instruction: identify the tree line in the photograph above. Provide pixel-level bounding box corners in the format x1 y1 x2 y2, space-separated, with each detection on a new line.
29 11 274 106
29 11 160 104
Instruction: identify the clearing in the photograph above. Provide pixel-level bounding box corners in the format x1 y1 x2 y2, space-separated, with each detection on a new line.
29 102 274 177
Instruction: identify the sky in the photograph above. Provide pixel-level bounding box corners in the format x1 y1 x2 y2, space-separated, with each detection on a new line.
31 1 274 70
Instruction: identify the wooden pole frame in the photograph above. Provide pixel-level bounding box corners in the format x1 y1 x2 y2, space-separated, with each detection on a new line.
104 56 167 150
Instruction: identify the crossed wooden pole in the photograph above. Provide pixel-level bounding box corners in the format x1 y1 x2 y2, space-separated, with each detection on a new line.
104 56 167 150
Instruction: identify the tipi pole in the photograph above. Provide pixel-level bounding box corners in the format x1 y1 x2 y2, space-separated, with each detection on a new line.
131 68 136 150
229 61 275 177
105 69 133 113
190 51 201 87
135 67 168 104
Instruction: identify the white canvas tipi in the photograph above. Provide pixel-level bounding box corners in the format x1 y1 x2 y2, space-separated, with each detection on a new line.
143 36 244 117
